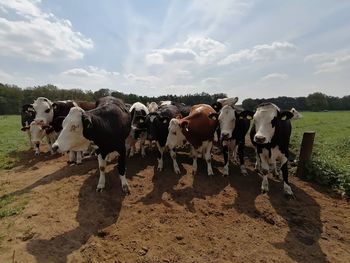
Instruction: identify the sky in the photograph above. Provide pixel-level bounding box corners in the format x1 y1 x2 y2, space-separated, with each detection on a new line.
0 0 349 100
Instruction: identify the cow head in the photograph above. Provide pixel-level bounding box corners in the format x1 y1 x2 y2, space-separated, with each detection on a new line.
52 107 90 152
33 97 54 125
166 118 187 150
21 121 53 154
147 102 158 113
290 107 303 120
145 112 170 141
209 105 240 140
250 103 293 144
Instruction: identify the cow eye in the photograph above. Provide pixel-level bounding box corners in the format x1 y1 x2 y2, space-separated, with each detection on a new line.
45 109 50 113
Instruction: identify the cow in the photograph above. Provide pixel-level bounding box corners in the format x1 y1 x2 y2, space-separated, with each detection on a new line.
145 104 182 171
52 96 131 194
30 98 95 162
166 104 218 176
147 101 158 113
208 97 251 176
126 102 149 157
20 104 36 148
241 102 294 196
290 107 303 120
21 121 58 156
159 101 191 117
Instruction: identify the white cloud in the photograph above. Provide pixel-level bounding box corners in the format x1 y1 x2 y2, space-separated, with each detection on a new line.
218 41 297 65
305 50 350 74
145 36 226 65
0 0 93 62
261 73 289 81
61 66 119 79
124 73 160 84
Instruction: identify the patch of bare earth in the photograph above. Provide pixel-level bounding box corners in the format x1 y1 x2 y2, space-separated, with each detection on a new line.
0 145 349 263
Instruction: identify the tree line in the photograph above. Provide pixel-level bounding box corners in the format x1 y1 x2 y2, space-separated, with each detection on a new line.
0 83 349 115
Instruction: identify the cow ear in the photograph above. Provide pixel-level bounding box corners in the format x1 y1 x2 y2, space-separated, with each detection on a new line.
280 111 294 120
180 120 189 131
82 114 92 129
21 126 29 131
239 110 254 120
52 103 58 111
208 112 219 120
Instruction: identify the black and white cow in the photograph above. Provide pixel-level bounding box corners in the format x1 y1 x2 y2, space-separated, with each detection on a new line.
290 107 303 120
241 102 294 196
30 97 95 162
146 104 182 171
52 96 131 194
20 104 36 148
209 97 251 176
126 102 149 157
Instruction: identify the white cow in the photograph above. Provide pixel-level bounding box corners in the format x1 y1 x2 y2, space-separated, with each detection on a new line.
21 121 57 156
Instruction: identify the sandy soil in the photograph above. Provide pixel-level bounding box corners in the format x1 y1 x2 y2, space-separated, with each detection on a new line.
0 143 349 263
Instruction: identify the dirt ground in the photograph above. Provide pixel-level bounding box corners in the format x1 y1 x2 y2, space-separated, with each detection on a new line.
0 143 349 263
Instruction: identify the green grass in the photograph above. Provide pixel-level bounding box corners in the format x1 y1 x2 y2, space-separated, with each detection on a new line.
0 115 28 169
0 194 29 219
290 111 350 195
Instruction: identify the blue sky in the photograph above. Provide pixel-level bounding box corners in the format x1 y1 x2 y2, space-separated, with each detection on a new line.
0 0 349 100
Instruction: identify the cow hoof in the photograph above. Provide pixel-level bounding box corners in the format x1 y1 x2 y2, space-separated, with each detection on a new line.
122 184 131 195
76 162 82 165
192 170 197 175
157 166 163 172
261 189 269 194
223 173 228 177
67 160 74 164
96 185 105 192
175 168 181 175
35 152 39 156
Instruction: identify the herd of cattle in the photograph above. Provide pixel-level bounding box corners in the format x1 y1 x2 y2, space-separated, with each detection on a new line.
20 96 302 197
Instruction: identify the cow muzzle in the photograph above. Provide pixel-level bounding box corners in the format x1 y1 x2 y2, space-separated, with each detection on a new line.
221 132 231 141
254 135 266 144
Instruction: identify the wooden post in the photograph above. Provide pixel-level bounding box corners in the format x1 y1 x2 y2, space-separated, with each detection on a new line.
296 131 316 178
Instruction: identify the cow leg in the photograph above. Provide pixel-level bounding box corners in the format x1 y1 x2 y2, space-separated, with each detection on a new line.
34 143 40 156
192 147 198 175
222 141 229 177
97 154 107 192
27 130 33 149
204 141 214 176
281 156 294 197
156 141 164 171
254 150 261 171
260 152 270 194
170 148 181 174
117 146 130 195
76 151 82 165
237 141 247 175
68 151 75 164
140 132 146 157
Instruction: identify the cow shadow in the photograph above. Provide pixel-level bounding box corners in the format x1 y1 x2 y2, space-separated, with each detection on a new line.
26 168 124 263
138 151 228 212
225 163 328 262
7 148 62 171
0 157 97 199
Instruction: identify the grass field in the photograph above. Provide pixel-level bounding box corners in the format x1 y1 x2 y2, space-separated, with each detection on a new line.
290 111 350 195
0 113 349 194
0 115 28 169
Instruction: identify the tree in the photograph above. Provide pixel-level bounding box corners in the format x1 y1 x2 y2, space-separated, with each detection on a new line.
306 92 329 111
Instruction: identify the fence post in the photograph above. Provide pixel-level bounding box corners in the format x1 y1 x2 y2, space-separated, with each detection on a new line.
296 131 316 178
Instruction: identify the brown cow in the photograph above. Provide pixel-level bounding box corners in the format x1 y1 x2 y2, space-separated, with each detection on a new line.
166 104 218 176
